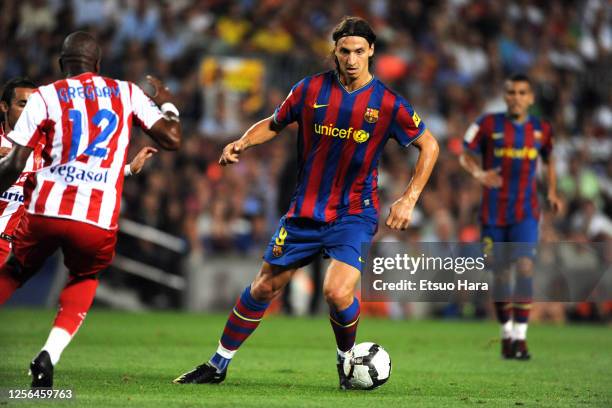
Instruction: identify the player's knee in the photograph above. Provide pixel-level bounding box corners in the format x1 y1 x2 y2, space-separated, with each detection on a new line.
493 269 512 284
323 286 353 309
251 263 291 302
2 254 30 287
516 258 533 277
250 278 279 302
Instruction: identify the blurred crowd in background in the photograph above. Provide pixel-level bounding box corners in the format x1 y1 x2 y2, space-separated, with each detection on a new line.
1 0 610 317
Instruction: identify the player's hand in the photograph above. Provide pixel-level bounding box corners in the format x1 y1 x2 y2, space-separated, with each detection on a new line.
129 146 158 174
219 140 247 166
547 192 563 215
0 147 11 158
475 167 503 188
385 197 415 230
145 75 173 106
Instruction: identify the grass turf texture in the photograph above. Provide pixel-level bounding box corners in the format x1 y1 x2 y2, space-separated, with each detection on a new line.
0 310 610 407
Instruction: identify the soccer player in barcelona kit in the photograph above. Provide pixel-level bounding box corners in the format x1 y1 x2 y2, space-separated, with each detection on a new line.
460 74 562 360
0 32 182 387
174 17 439 389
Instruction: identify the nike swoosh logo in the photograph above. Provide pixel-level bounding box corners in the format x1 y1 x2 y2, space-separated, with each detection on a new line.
358 257 365 263
313 103 329 109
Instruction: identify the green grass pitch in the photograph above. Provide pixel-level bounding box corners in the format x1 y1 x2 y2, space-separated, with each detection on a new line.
1 309 610 407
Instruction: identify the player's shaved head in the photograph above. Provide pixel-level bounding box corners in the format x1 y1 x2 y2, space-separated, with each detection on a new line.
59 31 101 75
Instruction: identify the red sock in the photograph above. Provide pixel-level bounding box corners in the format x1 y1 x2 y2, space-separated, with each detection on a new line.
513 302 532 324
0 271 19 305
53 279 98 335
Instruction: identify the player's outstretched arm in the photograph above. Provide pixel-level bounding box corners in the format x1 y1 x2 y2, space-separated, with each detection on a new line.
0 145 32 193
126 146 158 176
142 75 181 151
459 152 502 188
219 115 283 166
386 129 439 230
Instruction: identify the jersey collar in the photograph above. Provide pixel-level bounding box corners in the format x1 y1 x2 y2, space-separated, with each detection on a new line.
334 71 375 95
505 112 531 125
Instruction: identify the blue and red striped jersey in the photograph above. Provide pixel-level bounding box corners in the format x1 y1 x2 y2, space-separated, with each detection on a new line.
463 112 553 226
274 71 426 222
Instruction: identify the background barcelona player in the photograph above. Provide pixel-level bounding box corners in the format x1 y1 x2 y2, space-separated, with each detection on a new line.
460 74 562 360
174 16 439 388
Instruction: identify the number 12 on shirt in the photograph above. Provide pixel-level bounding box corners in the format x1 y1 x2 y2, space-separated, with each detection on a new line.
68 108 118 161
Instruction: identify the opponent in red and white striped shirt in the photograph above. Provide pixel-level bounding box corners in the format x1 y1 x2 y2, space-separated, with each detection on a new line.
0 78 158 263
0 32 181 388
11 72 165 229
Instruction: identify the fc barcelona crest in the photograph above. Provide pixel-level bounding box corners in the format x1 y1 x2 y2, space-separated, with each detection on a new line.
364 107 379 123
272 245 283 257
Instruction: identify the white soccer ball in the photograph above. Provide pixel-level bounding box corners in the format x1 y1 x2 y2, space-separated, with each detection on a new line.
343 342 391 390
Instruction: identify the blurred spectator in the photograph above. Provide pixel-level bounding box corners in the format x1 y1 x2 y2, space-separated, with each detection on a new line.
155 4 192 62
558 154 601 208
17 0 56 39
112 0 159 54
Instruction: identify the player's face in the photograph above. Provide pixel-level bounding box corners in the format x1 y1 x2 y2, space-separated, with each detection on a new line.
334 36 374 81
504 80 534 119
6 87 34 130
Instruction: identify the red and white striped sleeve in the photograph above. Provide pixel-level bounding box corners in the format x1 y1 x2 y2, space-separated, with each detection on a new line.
129 83 164 130
7 91 48 149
